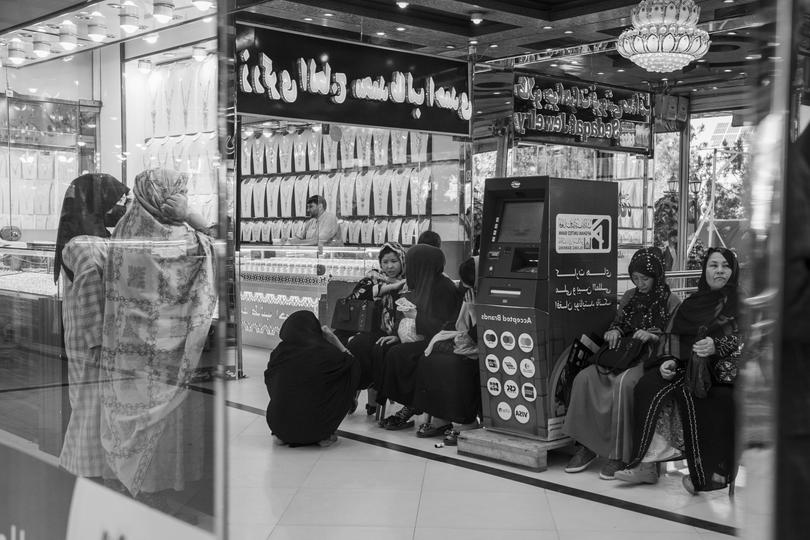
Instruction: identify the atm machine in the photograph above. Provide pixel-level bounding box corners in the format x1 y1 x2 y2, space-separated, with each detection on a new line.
475 176 617 440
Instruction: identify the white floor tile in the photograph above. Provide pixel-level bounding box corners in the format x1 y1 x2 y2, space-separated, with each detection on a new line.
229 458 318 489
546 491 698 533
415 528 559 540
301 459 426 491
227 487 297 527
269 526 414 540
278 489 421 527
558 532 702 540
416 489 555 530
228 522 274 540
421 461 539 494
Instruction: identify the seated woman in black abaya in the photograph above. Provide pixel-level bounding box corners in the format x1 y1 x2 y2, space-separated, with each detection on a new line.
615 248 742 493
377 244 462 430
265 311 361 447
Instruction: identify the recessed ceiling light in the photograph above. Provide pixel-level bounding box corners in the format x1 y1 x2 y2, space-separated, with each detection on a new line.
617 69 625 72
570 60 578 64
564 30 573 34
739 72 746 75
304 17 312 21
143 33 158 44
724 69 732 72
662 77 668 81
470 12 483 24
543 26 552 30
712 86 718 90
445 45 454 49
476 110 483 114
692 88 698 92
324 12 333 17
597 72 604 75
728 31 736 35
396 2 409 8
469 39 478 45
697 59 707 63
376 31 385 36
396 27 405 31
550 63 558 67
490 44 498 48
745 55 760 60
493 91 501 95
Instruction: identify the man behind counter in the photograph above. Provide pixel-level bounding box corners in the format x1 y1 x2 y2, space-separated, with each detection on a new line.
286 195 342 246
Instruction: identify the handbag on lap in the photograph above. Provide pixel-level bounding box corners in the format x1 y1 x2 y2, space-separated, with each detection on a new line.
592 336 652 375
330 298 379 333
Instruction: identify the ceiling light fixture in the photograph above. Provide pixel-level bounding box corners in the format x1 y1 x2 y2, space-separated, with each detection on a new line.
396 2 409 8
120 9 139 34
153 1 175 25
376 31 385 36
470 12 483 24
7 41 27 66
191 0 214 10
143 33 159 44
192 45 207 62
138 59 153 73
324 13 333 17
489 44 498 48
87 21 108 42
33 38 51 58
564 30 573 34
59 22 78 51
396 27 405 31
616 0 710 73
303 17 313 21
469 39 478 45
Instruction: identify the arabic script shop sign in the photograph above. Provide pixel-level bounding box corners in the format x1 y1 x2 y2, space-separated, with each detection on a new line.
512 74 652 154
236 25 471 135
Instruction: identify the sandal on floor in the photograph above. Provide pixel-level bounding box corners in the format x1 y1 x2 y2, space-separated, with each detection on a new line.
683 474 727 495
416 423 452 438
385 416 414 430
443 429 460 446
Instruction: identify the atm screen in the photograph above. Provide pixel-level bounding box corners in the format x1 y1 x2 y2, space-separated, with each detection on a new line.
497 200 544 243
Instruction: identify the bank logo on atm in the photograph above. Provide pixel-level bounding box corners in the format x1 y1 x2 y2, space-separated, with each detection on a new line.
555 214 612 254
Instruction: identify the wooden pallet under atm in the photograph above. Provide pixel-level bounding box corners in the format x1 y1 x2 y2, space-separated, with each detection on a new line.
457 428 572 472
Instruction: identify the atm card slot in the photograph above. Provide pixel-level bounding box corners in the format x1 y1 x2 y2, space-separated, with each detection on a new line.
489 288 522 297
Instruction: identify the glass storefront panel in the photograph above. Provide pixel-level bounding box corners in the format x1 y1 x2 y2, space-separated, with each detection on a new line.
0 3 224 538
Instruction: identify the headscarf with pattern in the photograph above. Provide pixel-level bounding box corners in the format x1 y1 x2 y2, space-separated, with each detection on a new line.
613 247 672 334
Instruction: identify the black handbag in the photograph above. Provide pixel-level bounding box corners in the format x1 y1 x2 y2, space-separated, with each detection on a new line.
331 298 379 333
592 336 651 375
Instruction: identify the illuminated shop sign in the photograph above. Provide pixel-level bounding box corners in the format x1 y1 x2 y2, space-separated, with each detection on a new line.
512 74 652 155
236 25 471 135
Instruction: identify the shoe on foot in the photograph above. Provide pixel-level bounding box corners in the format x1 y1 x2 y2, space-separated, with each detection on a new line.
565 446 597 473
416 423 452 438
615 462 659 484
317 433 339 447
599 459 627 480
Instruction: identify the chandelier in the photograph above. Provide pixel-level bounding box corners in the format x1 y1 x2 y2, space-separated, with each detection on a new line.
616 0 711 73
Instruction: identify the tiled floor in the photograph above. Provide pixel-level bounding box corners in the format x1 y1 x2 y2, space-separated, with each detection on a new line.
224 348 743 539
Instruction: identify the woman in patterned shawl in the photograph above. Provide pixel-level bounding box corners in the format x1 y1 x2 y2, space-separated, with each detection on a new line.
99 168 216 496
616 248 742 493
563 247 681 480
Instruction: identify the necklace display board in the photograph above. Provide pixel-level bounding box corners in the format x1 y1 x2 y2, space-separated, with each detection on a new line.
237 122 473 247
0 93 99 237
125 52 219 225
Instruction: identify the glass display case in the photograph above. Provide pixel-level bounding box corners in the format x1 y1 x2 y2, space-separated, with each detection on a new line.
0 245 63 456
238 245 380 348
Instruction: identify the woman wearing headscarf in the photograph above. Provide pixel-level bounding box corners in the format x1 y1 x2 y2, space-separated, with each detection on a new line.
616 248 741 493
99 168 216 497
265 310 361 446
563 247 680 480
378 244 462 430
412 256 481 441
340 242 407 414
56 173 129 478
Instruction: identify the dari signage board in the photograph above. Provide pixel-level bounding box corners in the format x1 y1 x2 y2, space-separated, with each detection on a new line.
235 24 471 135
512 73 653 155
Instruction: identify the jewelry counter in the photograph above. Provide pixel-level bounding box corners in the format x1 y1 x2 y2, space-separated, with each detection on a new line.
238 246 379 349
0 245 66 456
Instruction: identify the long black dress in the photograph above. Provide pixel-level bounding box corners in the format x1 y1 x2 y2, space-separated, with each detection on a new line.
377 245 461 408
265 311 361 445
627 248 741 491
